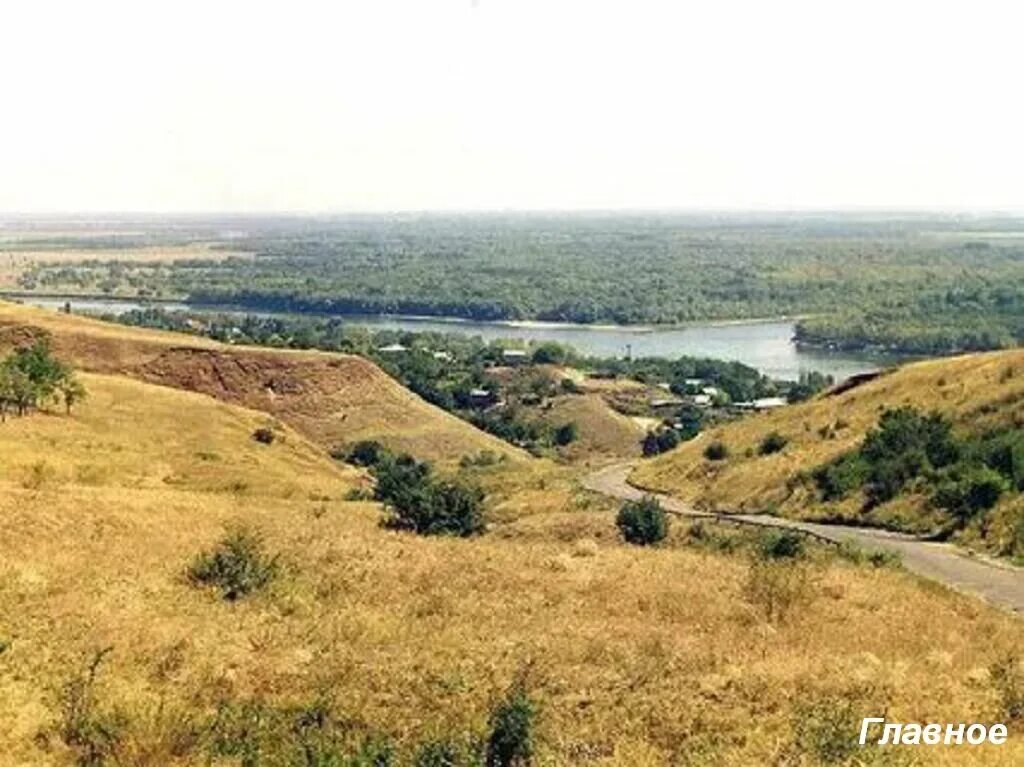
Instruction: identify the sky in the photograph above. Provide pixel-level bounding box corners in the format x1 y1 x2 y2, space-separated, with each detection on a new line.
1 0 1022 213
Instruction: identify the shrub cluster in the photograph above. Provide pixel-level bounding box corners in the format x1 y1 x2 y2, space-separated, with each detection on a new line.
812 407 1024 528
345 443 487 537
641 428 680 457
616 496 668 545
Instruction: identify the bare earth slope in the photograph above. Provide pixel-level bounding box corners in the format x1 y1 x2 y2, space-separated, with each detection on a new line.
0 300 521 463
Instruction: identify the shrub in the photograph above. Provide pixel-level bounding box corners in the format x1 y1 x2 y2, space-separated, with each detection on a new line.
378 454 486 537
58 647 125 766
932 466 1009 519
345 440 387 468
252 427 275 445
616 496 668 545
486 682 535 767
414 738 479 767
641 428 680 457
703 441 729 461
757 530 805 560
460 449 502 468
812 453 867 501
187 528 279 600
990 655 1024 722
559 377 581 394
759 431 789 455
790 690 887 765
552 422 579 447
744 558 813 623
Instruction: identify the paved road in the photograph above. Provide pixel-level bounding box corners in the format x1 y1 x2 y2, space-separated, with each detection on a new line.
583 463 1024 616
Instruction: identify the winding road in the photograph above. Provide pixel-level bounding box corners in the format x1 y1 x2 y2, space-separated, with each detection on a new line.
583 462 1024 615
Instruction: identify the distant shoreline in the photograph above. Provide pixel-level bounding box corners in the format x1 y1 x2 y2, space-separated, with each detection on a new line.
0 290 811 333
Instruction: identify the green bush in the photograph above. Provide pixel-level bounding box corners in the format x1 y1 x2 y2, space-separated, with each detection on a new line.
932 466 1009 519
812 453 868 501
641 428 680 457
552 422 579 447
758 431 789 455
376 454 486 537
616 496 668 545
486 682 535 767
757 530 805 560
990 655 1024 722
703 441 729 461
251 427 275 445
345 440 388 468
187 528 279 600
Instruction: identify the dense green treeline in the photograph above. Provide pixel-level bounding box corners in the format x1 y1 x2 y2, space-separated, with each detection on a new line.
15 214 1024 354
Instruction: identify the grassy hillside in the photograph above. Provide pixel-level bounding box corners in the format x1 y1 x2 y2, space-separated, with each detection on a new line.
632 347 1024 556
0 300 520 464
1 375 1022 765
528 392 644 462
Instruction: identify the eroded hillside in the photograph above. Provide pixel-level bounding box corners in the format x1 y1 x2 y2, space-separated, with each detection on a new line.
0 300 521 463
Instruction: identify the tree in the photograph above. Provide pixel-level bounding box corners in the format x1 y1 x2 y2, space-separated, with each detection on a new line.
0 340 83 418
58 373 88 415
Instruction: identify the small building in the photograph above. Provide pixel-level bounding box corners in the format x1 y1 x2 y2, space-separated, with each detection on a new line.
378 343 408 354
691 394 712 407
650 397 685 410
736 397 788 411
432 351 453 362
684 378 704 387
468 388 497 407
701 386 719 397
502 349 529 365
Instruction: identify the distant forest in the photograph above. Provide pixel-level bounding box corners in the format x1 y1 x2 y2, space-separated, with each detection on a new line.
11 213 1024 355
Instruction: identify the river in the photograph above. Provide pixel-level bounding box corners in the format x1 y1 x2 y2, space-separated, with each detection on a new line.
15 295 905 381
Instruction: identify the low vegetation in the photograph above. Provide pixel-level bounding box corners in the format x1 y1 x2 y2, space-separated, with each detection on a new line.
811 406 1024 540
349 442 487 537
187 527 280 600
615 496 668 545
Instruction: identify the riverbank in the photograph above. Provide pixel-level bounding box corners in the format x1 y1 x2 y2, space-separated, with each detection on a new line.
4 292 906 381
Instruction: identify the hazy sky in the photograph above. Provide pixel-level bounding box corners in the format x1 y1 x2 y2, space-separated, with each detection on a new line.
2 1 1021 213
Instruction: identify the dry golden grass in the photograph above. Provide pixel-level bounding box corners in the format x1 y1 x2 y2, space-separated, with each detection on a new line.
532 393 645 462
0 243 250 288
633 349 1024 521
0 300 522 464
0 372 1021 765
0 373 362 501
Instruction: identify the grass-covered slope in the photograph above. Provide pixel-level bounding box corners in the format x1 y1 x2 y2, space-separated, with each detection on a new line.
0 300 521 464
632 347 1024 556
1 374 1022 764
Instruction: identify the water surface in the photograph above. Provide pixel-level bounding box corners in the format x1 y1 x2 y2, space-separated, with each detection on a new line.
17 295 903 381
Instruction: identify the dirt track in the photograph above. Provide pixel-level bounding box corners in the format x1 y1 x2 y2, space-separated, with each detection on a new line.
583 462 1024 615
